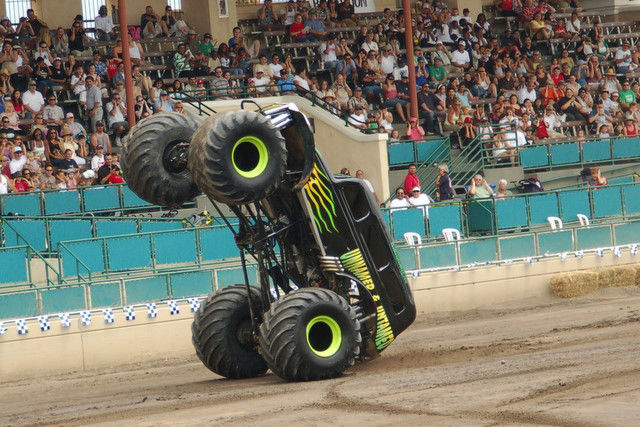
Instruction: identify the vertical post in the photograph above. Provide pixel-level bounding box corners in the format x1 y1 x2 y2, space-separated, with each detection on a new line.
118 0 136 128
402 0 418 119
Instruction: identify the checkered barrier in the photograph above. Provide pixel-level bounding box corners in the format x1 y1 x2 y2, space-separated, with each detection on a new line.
0 296 207 337
407 243 640 276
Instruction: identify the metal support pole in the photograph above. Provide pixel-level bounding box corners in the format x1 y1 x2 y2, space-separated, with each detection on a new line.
118 0 136 128
402 0 418 119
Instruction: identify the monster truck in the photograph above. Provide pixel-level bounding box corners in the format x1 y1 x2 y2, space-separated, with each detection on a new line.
122 103 416 381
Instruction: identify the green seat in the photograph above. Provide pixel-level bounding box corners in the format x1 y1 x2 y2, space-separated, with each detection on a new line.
519 146 549 168
95 220 138 237
60 240 105 277
527 193 559 225
388 142 415 166
538 230 573 254
0 291 38 319
44 190 81 215
3 219 47 251
496 198 528 229
125 277 169 304
40 286 86 313
614 221 640 245
558 190 590 221
467 200 494 233
153 230 198 265
49 219 92 251
416 139 448 163
583 139 611 162
391 208 426 239
622 184 640 215
217 266 258 288
551 142 580 165
90 282 122 308
613 137 640 158
1 192 41 216
0 246 28 284
200 227 238 261
428 204 462 237
576 226 612 250
592 187 622 218
396 246 418 270
418 244 457 268
83 186 120 211
459 238 497 264
106 235 152 271
140 220 183 232
121 185 152 208
170 271 214 298
499 235 536 259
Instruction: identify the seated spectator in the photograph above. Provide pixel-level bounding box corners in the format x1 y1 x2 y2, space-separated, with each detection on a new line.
9 145 26 176
155 91 174 113
405 117 425 140
280 0 297 25
289 14 314 42
90 121 111 153
348 105 367 129
409 186 431 217
0 156 8 193
320 34 340 71
253 54 272 78
140 5 166 39
305 9 327 40
54 169 67 189
389 187 412 211
383 74 409 123
113 35 146 66
134 95 153 122
162 5 189 36
94 5 115 41
69 19 90 57
173 43 193 77
587 167 608 187
228 27 261 59
469 174 494 199
495 179 512 200
257 0 277 29
22 80 44 118
348 86 369 114
43 95 64 130
331 73 352 109
39 164 55 189
451 41 471 71
91 145 105 171
615 41 634 74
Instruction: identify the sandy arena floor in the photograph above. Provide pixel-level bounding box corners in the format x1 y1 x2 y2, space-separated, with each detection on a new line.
2 287 640 426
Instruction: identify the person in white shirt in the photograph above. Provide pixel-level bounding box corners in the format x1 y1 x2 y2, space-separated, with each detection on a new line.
543 105 563 138
615 41 633 73
348 106 367 129
95 5 115 41
361 33 379 53
253 70 273 94
356 169 380 204
0 170 9 194
9 146 27 176
379 45 396 75
22 81 45 117
390 187 412 211
105 93 129 145
517 81 537 104
293 70 311 91
91 145 105 171
320 34 339 70
268 54 283 77
451 41 471 70
435 23 454 45
409 186 431 217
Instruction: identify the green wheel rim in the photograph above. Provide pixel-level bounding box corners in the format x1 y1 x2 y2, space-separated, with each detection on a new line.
306 315 342 358
231 136 269 178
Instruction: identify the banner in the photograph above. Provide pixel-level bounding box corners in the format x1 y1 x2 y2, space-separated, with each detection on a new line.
310 0 376 13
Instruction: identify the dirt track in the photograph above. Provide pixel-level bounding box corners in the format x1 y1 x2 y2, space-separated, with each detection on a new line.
3 287 640 426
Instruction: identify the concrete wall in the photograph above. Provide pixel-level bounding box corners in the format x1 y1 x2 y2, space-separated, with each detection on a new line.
181 0 238 45
2 249 638 381
191 95 391 199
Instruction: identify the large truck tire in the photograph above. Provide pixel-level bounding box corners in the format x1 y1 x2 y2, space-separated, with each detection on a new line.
122 113 202 207
258 288 361 381
191 284 267 379
188 111 287 205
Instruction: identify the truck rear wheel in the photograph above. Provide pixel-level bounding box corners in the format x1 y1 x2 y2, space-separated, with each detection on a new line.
259 288 361 381
188 111 287 205
192 284 267 379
122 113 202 207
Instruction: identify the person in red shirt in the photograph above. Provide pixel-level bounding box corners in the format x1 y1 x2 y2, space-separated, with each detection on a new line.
403 163 420 195
289 14 313 42
550 67 565 86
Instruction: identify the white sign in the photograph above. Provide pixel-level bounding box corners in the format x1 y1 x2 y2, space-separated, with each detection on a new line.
310 0 376 13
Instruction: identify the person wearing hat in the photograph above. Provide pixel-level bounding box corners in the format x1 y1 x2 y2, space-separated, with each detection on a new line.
49 56 68 87
615 41 633 74
9 145 26 176
409 186 431 217
60 126 87 165
0 16 16 40
347 86 369 114
200 33 216 58
91 144 106 171
64 112 85 140
305 9 327 41
348 105 368 130
451 40 471 70
323 90 340 114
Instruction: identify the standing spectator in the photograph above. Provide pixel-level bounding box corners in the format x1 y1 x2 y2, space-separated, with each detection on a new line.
320 34 340 71
105 93 129 146
85 76 102 132
403 164 420 195
95 5 115 41
257 0 276 29
26 9 48 44
22 80 44 118
435 164 454 201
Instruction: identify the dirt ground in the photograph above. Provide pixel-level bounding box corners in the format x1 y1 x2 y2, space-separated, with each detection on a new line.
3 287 640 426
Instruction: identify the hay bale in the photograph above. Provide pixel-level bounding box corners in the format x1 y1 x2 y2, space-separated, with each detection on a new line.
550 271 600 298
634 264 640 287
597 266 637 288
